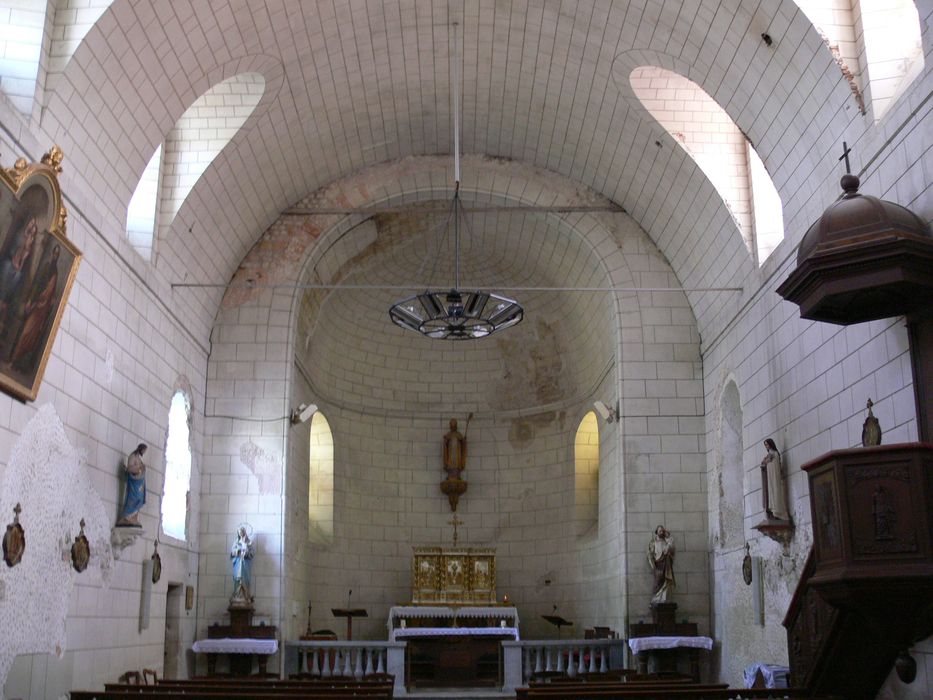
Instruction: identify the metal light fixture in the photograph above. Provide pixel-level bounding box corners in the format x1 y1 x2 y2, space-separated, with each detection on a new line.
389 23 523 340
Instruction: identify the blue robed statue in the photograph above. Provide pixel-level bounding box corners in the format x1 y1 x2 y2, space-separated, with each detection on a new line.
230 525 255 603
117 444 147 527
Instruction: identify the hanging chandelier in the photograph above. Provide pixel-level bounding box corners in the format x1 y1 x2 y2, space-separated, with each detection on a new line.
388 24 523 340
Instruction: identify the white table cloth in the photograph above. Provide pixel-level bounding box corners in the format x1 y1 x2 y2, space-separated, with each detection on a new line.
388 605 519 629
743 662 790 688
390 626 519 642
627 635 713 654
192 638 279 655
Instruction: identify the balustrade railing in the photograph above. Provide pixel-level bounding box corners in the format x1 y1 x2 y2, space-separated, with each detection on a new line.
284 641 406 696
501 639 628 690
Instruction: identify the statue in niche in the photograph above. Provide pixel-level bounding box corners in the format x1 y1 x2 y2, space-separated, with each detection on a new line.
230 524 255 604
760 438 790 521
116 443 147 527
443 414 472 480
647 525 675 605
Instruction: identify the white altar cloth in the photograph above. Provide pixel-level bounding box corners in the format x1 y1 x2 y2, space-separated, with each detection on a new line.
388 605 520 629
390 626 520 642
628 636 713 654
192 638 279 655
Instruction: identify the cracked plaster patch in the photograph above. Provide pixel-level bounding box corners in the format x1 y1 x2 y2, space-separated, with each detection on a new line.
240 441 282 496
0 405 113 689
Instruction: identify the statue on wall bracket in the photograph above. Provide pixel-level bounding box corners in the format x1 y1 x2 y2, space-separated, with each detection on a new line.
754 438 795 546
440 413 472 512
116 443 147 527
230 523 255 608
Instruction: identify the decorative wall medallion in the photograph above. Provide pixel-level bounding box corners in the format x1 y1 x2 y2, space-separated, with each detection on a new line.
2 502 25 567
741 543 752 585
71 518 90 573
150 540 162 584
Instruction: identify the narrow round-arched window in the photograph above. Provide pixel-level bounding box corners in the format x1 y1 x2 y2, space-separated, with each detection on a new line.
574 411 599 536
161 391 191 540
308 412 334 545
718 381 744 549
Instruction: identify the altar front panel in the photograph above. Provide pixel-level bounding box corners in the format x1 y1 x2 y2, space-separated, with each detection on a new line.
412 546 496 604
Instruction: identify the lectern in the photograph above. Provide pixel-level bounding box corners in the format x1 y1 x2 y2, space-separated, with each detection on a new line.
542 614 573 639
332 608 367 640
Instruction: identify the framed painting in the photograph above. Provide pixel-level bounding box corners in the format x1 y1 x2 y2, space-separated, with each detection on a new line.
0 147 80 402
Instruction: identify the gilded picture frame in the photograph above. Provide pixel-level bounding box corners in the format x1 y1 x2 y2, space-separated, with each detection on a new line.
0 147 80 402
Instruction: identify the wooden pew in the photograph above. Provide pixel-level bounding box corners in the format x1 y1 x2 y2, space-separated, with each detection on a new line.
517 686 833 700
76 691 392 700
74 694 390 700
154 678 392 687
74 677 395 700
105 684 392 694
518 683 729 698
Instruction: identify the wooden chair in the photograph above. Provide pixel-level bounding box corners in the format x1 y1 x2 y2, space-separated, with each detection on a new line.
117 671 141 685
142 668 157 685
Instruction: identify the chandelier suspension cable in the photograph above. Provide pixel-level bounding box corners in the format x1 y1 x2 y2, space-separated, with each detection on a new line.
386 21 525 339
453 20 461 291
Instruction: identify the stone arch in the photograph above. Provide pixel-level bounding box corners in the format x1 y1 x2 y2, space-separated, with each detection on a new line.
202 156 705 639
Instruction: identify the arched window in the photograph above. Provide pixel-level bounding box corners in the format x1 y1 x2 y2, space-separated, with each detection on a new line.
308 412 334 545
161 391 192 541
630 66 784 265
792 0 923 121
574 411 599 537
44 1 114 99
126 145 162 259
717 381 744 549
125 73 264 259
857 0 923 120
0 0 49 115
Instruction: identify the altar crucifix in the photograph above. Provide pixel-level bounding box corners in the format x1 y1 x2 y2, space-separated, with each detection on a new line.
449 513 463 544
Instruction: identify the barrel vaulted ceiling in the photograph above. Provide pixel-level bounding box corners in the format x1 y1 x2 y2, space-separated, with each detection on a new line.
39 0 863 330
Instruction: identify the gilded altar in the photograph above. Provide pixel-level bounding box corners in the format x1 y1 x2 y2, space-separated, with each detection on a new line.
412 546 496 604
